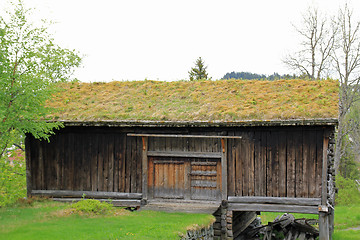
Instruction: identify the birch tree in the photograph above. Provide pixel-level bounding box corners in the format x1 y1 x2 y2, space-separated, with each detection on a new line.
0 0 81 159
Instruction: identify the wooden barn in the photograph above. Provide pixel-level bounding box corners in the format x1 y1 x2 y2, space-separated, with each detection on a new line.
26 79 339 239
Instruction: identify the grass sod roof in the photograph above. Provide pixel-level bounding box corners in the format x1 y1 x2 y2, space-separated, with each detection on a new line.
47 79 339 123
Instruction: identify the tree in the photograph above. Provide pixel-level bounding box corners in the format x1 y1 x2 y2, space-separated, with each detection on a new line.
0 0 81 158
332 4 360 176
284 4 360 176
283 7 336 79
188 57 210 81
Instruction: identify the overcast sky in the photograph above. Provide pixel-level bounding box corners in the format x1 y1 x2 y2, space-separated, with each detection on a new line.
1 0 359 82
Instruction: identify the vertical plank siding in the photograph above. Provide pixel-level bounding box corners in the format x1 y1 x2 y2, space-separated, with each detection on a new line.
232 128 325 198
28 126 329 199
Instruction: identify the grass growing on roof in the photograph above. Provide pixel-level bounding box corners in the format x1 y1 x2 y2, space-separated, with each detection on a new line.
47 79 339 121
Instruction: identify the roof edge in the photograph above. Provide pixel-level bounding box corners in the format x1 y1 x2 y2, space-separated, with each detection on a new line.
56 118 338 128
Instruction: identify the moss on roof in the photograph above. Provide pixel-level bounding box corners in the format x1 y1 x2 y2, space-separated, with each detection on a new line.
47 79 339 122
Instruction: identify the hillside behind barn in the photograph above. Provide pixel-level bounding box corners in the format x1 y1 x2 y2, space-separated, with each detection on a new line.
47 79 339 122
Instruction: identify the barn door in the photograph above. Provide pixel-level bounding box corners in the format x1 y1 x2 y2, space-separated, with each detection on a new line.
150 157 186 199
190 159 221 201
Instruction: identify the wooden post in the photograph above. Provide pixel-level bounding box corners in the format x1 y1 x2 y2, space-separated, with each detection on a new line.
142 136 148 203
319 134 330 240
25 135 32 198
221 138 228 201
319 212 330 240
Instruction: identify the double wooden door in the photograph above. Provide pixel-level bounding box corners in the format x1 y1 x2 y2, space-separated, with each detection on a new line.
148 157 221 201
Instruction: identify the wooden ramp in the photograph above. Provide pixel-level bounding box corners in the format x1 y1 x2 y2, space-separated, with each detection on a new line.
141 200 221 214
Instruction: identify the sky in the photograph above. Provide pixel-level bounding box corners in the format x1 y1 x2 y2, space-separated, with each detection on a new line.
1 0 359 82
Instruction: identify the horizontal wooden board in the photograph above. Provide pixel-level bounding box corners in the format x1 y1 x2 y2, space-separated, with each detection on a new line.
31 190 142 199
148 151 221 158
229 203 319 214
52 198 141 207
191 180 217 188
228 196 321 206
191 170 217 176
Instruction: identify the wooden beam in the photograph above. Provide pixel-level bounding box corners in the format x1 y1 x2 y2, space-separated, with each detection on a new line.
228 196 321 206
127 133 242 139
31 190 142 199
25 135 32 198
221 138 228 201
228 203 319 214
322 136 329 205
147 151 221 158
319 212 330 240
142 136 148 201
52 198 141 207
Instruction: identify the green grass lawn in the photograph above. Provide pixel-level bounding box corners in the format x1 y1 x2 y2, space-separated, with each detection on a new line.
0 200 214 240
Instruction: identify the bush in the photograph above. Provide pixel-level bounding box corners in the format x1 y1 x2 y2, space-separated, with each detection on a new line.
0 149 26 207
336 175 360 206
70 199 114 215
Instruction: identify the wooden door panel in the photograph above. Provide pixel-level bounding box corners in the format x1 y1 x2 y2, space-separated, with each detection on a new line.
152 159 185 199
190 159 221 201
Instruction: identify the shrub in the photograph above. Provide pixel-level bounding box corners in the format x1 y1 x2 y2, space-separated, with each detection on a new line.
336 175 360 206
70 199 114 215
0 149 26 207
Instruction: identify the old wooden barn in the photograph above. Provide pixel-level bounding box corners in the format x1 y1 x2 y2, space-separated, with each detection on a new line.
26 79 339 239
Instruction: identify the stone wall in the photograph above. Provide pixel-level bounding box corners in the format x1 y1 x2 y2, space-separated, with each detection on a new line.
179 225 214 240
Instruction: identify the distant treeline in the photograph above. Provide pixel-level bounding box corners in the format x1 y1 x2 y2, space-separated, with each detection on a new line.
222 71 298 80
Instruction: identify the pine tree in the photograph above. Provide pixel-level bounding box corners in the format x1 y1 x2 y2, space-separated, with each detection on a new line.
188 57 209 81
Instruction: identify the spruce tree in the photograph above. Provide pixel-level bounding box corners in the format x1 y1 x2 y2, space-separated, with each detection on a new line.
188 57 209 81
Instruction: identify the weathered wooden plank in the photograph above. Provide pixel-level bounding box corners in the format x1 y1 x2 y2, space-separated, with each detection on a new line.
266 131 273 197
286 131 296 197
315 130 323 198
235 133 242 196
303 130 310 198
295 130 304 198
52 198 142 207
114 134 120 192
322 135 329 205
309 131 317 197
227 132 235 196
319 212 330 240
191 161 217 166
278 131 287 197
136 136 142 193
25 135 32 197
68 133 75 190
108 134 115 192
147 151 221 158
241 132 250 196
142 136 148 199
272 131 280 197
248 131 255 196
228 203 319 214
97 134 105 191
228 196 321 206
221 138 227 200
191 180 217 188
31 190 142 199
191 170 217 176
127 133 242 139
90 134 99 191
120 133 127 192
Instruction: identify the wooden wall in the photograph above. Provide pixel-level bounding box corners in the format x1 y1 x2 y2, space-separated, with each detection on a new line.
26 125 331 199
27 128 142 193
227 128 325 198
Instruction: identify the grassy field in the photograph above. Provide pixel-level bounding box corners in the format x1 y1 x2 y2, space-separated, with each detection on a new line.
0 200 214 240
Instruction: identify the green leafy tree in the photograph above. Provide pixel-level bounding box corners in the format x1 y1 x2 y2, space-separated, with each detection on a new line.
0 0 81 158
188 57 210 81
